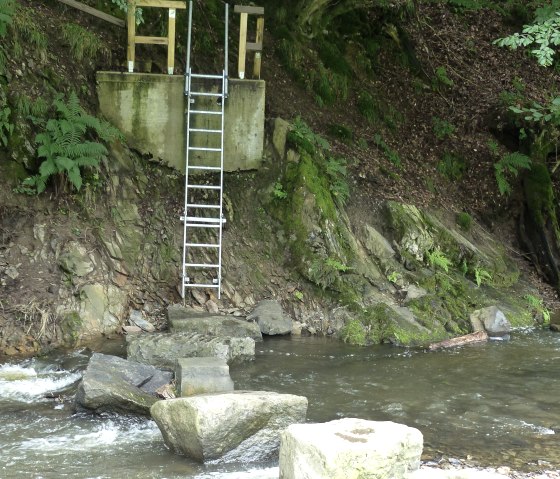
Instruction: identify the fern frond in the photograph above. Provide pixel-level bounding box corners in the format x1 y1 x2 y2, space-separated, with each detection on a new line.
67 166 82 190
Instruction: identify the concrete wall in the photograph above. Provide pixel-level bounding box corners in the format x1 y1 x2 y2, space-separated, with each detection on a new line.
96 72 265 172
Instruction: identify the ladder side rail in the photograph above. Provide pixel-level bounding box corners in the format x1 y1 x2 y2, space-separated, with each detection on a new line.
217 70 226 299
181 68 193 299
185 0 193 94
224 3 229 98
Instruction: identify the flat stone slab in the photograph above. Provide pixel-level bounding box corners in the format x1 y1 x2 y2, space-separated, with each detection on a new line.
151 391 308 463
279 418 423 479
126 332 255 369
176 357 234 397
75 353 172 415
168 306 262 342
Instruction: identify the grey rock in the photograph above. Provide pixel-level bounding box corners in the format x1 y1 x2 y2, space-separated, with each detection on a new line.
150 391 308 463
129 309 155 332
75 353 172 415
470 306 511 338
279 419 423 479
168 306 262 341
247 300 292 336
176 357 234 397
363 224 395 260
127 332 255 369
58 241 95 277
403 285 427 304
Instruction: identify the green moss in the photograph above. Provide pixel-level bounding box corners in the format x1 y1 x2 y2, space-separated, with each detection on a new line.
317 39 352 77
340 319 367 346
328 123 353 143
60 311 83 344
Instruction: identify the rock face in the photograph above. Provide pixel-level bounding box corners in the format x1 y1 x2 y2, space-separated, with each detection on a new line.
470 306 511 338
168 305 262 341
279 418 423 479
75 353 172 415
150 391 308 463
127 332 255 369
247 300 292 336
176 357 234 396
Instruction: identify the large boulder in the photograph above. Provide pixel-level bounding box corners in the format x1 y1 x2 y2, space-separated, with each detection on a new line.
151 391 308 463
470 306 511 339
279 418 423 479
167 305 262 341
75 353 172 415
127 332 255 369
247 300 292 336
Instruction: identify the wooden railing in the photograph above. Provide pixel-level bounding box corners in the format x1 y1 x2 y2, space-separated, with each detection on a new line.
127 0 187 75
234 5 264 79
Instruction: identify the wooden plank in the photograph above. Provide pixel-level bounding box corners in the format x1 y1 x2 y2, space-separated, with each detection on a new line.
253 16 264 78
234 5 264 15
135 36 169 45
127 3 136 71
238 12 248 79
56 0 125 27
136 0 186 9
428 330 488 351
167 8 176 74
245 42 262 51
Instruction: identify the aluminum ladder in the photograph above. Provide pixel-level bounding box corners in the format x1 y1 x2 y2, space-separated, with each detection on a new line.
181 0 228 300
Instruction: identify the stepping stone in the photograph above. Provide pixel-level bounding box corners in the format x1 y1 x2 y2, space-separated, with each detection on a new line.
176 357 234 397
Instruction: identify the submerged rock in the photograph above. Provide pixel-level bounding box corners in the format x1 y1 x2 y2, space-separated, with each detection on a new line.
247 300 292 336
151 391 308 463
127 332 255 369
75 353 172 415
279 418 423 479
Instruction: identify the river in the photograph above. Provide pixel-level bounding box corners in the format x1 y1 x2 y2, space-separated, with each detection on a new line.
0 329 558 478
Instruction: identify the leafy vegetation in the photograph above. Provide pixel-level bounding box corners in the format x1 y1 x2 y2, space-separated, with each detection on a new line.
437 152 466 181
524 293 550 323
495 7 560 66
62 23 110 62
432 117 456 140
456 212 472 231
494 151 532 196
19 92 122 195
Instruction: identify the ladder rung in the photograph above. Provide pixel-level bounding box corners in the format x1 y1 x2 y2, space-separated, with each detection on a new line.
188 147 222 152
190 92 223 97
186 243 220 248
187 166 221 171
182 216 225 223
189 110 222 115
186 204 221 209
187 185 221 190
186 223 220 228
185 283 220 288
189 128 222 134
185 263 220 268
190 73 223 79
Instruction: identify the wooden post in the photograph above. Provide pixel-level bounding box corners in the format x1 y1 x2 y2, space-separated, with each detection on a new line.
127 1 136 72
238 12 248 79
168 8 176 74
253 16 264 79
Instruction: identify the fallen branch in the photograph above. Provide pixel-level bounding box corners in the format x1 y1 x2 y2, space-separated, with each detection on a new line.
55 0 125 28
428 330 488 351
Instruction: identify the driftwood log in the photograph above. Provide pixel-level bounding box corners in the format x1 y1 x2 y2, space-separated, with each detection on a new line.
428 330 488 351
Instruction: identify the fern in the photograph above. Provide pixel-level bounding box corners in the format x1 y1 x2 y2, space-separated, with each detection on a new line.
494 152 532 196
0 106 13 146
474 266 492 287
20 92 122 194
426 249 452 272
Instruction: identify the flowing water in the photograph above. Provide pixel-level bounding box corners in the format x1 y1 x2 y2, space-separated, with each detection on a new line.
0 329 559 478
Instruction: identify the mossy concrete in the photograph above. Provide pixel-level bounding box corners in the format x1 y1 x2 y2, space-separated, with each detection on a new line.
96 72 265 172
